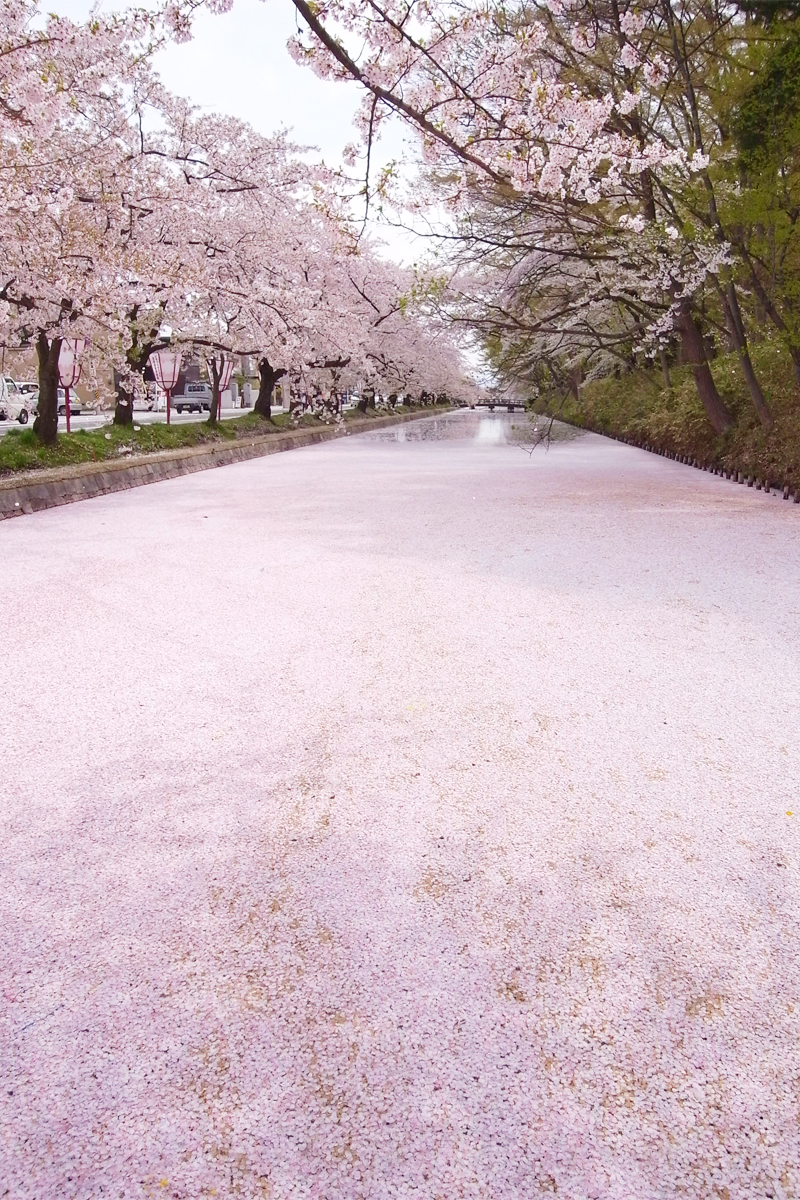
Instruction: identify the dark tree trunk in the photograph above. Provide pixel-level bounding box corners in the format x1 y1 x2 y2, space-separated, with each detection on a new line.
659 349 672 390
254 357 286 419
113 369 135 426
33 332 61 445
113 335 160 426
357 398 368 414
207 357 221 426
570 367 581 404
725 283 773 428
676 300 732 434
734 243 800 387
736 344 773 428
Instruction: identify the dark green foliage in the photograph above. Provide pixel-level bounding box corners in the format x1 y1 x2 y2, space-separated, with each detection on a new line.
734 23 800 163
734 0 800 24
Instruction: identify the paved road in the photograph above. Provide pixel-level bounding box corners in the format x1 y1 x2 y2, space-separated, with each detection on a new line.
0 405 256 438
2 412 799 1198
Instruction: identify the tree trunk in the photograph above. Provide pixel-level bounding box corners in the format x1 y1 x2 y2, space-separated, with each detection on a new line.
676 300 732 434
570 367 581 404
207 358 220 426
734 242 800 387
254 357 286 419
113 369 135 426
735 345 773 428
659 349 672 390
724 283 773 428
33 332 61 445
113 338 161 426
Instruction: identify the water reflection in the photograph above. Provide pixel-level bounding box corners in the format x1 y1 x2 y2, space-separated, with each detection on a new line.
365 410 582 445
475 417 507 444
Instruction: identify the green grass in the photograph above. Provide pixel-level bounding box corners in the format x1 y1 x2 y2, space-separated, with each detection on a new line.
534 340 800 486
0 403 435 479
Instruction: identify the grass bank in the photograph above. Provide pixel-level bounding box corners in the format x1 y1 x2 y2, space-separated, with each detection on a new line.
0 405 438 479
534 341 800 489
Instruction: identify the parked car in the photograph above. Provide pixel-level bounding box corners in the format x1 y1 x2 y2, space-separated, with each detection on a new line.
57 388 81 416
133 389 155 411
172 382 213 413
0 377 32 424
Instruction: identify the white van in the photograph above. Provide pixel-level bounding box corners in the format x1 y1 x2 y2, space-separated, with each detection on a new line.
173 383 212 413
0 377 32 424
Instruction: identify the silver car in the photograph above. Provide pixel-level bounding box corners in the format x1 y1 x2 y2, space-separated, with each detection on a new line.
57 388 81 417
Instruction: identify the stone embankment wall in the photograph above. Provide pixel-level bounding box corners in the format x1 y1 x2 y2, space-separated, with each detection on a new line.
559 419 800 503
0 410 443 520
610 431 800 502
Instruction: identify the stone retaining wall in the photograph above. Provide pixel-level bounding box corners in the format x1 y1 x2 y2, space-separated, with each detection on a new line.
0 409 444 520
595 427 800 502
551 417 800 503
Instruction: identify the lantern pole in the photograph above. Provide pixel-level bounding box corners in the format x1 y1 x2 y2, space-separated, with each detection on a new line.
64 386 71 434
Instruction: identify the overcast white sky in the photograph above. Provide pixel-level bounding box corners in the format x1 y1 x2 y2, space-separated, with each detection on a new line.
54 0 420 260
157 0 365 161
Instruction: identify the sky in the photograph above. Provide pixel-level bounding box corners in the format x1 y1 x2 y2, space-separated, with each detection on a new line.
156 0 367 163
53 0 420 261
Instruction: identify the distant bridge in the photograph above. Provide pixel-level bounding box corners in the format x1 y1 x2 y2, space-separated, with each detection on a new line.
471 401 527 412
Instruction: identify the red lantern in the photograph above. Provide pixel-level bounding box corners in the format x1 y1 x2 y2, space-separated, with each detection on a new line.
149 350 182 426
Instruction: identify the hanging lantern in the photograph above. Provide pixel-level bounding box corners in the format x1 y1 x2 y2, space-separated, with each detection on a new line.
57 338 86 434
149 350 182 426
218 356 235 393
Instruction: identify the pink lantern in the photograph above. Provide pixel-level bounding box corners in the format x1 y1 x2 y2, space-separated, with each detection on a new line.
218 356 234 392
149 349 182 426
57 338 86 434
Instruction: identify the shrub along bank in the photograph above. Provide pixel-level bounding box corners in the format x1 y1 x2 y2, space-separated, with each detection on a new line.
533 342 800 493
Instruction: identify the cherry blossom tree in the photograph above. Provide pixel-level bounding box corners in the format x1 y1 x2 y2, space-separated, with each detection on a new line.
278 0 793 432
0 0 170 441
1 0 474 446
